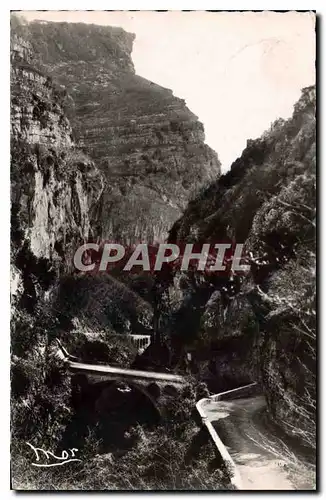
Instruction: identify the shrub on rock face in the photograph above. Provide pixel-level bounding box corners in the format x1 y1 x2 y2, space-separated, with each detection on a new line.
66 334 137 367
11 337 72 448
55 274 153 335
255 254 316 449
11 291 72 448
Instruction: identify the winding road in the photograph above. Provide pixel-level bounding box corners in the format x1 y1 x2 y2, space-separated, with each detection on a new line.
56 341 314 490
201 394 314 490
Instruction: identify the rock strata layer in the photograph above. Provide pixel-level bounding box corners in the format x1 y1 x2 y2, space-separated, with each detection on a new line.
11 32 104 309
15 20 220 243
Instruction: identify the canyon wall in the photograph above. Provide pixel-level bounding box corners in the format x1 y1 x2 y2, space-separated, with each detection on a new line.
11 32 104 310
14 20 220 243
166 86 316 448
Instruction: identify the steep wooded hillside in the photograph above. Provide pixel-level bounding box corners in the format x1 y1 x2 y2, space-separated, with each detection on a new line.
166 86 316 449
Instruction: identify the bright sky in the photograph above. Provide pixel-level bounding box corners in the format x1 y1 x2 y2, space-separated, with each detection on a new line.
20 11 315 171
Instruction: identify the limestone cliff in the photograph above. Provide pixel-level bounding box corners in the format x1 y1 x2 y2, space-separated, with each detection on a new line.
10 33 104 309
10 29 154 346
13 20 220 243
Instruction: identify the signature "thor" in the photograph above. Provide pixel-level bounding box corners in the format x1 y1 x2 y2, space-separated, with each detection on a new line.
26 442 82 467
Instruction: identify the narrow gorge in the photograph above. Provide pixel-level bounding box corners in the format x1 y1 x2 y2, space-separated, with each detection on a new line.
10 16 316 491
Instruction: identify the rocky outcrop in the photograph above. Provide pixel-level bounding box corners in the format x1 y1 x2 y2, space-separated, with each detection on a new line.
13 20 220 243
10 33 104 454
166 86 316 447
11 35 72 148
10 30 155 348
10 33 104 309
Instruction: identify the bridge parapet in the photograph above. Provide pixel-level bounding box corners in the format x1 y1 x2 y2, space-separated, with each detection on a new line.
54 339 186 412
68 360 185 388
122 334 151 354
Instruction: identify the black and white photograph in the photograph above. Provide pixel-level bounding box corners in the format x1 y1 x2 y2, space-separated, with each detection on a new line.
9 9 316 491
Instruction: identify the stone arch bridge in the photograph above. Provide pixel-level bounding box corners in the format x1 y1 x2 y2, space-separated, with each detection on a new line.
55 340 186 416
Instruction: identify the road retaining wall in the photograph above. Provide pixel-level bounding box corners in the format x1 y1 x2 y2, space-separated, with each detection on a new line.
196 382 259 490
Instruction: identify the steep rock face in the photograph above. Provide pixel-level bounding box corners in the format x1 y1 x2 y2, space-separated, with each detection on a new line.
10 33 104 309
10 33 107 455
11 35 72 148
10 31 154 361
14 21 220 243
167 87 316 446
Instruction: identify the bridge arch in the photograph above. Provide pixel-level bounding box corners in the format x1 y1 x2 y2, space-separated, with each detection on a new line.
130 382 162 420
162 384 179 398
146 382 161 400
95 380 162 422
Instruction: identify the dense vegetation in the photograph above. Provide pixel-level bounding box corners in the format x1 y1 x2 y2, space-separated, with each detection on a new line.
11 298 230 490
12 382 231 490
